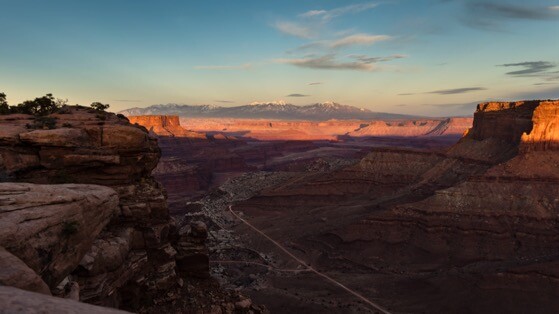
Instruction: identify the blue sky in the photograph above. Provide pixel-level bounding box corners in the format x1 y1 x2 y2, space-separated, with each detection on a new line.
0 0 558 115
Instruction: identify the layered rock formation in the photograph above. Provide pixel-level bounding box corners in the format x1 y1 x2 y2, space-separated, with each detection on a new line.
0 107 186 310
232 100 559 312
128 115 206 138
181 117 473 141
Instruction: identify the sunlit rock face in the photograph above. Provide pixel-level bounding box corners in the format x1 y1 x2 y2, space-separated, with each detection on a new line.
181 117 473 141
0 107 189 309
128 115 207 138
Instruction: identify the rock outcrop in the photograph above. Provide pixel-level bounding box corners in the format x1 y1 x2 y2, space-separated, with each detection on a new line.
0 183 119 288
128 115 206 138
0 107 185 310
0 247 51 295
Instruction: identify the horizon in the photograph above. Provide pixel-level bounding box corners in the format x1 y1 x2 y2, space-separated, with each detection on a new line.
1 0 558 116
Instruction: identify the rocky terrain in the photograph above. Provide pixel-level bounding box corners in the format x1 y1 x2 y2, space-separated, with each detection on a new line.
182 117 472 141
0 107 264 313
3 99 555 313
139 100 557 313
221 100 559 313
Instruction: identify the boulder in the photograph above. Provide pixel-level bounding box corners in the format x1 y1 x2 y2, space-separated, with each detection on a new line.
0 182 119 288
0 247 51 295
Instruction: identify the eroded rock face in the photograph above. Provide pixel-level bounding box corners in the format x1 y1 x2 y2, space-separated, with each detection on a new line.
176 221 210 279
128 115 206 138
0 247 51 295
0 107 185 309
520 100 559 152
0 183 119 288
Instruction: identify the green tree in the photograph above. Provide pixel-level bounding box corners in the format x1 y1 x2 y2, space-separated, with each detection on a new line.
14 93 61 116
0 92 9 114
90 102 110 112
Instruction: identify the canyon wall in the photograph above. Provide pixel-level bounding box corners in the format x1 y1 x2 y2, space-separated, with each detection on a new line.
232 100 559 312
0 107 208 311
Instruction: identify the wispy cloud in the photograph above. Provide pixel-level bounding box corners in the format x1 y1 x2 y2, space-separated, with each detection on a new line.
287 93 310 97
498 61 556 76
215 100 235 103
400 87 487 96
457 1 559 30
276 54 377 71
329 34 390 48
194 64 252 70
309 82 323 85
350 54 407 63
273 21 314 38
469 2 559 20
300 2 379 21
428 87 487 95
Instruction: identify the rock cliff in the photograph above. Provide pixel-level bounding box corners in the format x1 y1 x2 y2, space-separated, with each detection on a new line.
128 115 206 138
0 107 192 310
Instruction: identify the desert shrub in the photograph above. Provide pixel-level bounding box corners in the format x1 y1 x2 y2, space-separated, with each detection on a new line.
90 102 110 112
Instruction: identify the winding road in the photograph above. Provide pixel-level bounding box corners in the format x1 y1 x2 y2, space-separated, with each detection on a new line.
227 206 392 314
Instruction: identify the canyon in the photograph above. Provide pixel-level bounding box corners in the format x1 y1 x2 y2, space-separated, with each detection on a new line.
1 99 558 313
126 100 559 313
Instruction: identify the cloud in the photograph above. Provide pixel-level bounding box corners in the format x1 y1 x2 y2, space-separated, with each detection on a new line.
276 2 380 39
551 6 559 11
308 82 323 85
276 54 377 71
350 54 407 63
273 21 314 38
194 64 252 70
468 2 559 20
328 34 391 48
498 61 556 76
428 87 487 95
458 1 559 30
400 87 487 96
286 93 310 97
215 100 235 103
300 2 379 21
290 34 391 51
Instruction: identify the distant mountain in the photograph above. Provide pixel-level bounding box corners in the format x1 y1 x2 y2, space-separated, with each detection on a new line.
119 101 420 120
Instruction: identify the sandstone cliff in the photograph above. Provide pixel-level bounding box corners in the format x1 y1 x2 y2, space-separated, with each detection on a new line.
128 115 206 138
0 107 195 310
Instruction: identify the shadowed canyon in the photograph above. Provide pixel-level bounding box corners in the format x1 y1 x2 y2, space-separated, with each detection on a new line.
1 99 559 313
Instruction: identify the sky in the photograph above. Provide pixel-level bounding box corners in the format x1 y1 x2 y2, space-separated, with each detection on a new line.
0 0 558 116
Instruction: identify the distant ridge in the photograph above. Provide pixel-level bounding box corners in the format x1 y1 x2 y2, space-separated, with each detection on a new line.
119 102 421 120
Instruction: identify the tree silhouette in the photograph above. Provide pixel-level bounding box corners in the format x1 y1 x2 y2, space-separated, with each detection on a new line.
13 93 61 115
90 102 110 112
0 92 9 114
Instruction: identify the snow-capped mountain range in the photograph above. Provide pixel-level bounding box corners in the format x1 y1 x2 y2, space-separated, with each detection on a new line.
119 102 419 120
